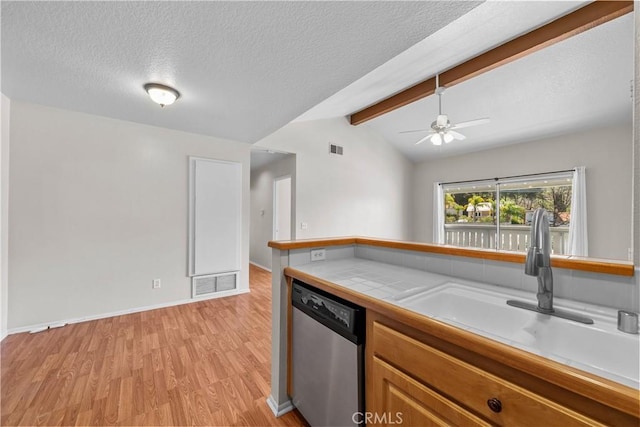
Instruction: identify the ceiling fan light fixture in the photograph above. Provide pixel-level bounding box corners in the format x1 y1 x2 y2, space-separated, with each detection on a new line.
444 133 454 144
400 73 490 147
144 83 180 107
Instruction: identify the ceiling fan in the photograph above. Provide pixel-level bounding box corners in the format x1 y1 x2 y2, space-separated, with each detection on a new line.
400 74 490 146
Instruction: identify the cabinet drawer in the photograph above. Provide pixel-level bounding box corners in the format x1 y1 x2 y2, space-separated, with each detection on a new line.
372 321 602 426
371 355 491 427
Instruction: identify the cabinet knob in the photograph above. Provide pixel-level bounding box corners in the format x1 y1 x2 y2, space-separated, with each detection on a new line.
487 397 502 413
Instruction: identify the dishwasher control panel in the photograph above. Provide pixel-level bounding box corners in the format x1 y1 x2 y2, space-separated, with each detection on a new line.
291 279 364 343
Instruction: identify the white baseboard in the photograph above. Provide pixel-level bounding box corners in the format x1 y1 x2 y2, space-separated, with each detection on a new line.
266 395 294 417
250 261 271 272
0 330 7 342
6 288 250 336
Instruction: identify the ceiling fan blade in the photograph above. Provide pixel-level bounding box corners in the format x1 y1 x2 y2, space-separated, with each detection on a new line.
451 117 490 130
399 128 430 134
415 133 434 145
449 130 466 140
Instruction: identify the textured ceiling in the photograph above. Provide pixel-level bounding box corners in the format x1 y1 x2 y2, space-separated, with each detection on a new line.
364 12 633 162
1 1 482 144
296 1 633 163
295 1 589 122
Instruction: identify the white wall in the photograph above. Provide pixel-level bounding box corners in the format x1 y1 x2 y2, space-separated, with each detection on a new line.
1 94 10 340
256 117 413 240
634 6 639 265
8 101 251 331
413 125 633 260
250 155 296 271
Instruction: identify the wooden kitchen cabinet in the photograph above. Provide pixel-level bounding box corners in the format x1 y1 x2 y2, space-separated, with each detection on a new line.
366 311 636 427
370 354 490 426
283 268 639 427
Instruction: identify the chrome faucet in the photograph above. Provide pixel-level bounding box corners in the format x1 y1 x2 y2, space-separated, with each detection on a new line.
524 208 554 312
507 208 593 324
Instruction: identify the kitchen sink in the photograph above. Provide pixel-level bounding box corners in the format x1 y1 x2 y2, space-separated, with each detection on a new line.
514 318 639 382
396 282 640 388
399 285 533 338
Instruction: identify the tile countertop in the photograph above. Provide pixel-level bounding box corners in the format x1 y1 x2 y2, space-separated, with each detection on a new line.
292 256 639 389
293 257 452 300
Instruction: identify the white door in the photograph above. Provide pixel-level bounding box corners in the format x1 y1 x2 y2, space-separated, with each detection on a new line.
274 176 291 240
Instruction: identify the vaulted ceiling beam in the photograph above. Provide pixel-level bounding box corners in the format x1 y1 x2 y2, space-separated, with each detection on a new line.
349 0 633 126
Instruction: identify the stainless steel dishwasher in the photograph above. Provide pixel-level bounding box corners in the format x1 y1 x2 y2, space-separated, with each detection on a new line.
291 279 365 427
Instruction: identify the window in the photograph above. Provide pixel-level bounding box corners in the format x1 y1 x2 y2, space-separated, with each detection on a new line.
436 169 585 256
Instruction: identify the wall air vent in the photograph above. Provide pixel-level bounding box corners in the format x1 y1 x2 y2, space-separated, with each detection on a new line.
329 143 343 155
192 272 238 298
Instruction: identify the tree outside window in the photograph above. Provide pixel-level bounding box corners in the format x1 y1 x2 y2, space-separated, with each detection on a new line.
441 173 573 254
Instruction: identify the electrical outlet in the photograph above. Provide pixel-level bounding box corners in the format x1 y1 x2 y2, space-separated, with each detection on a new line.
301 222 308 230
311 249 326 262
152 279 161 289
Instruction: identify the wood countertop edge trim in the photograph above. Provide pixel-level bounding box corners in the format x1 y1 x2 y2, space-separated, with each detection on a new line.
268 237 358 250
268 237 635 276
284 267 640 417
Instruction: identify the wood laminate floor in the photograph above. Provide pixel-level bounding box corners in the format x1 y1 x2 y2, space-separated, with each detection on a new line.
0 264 308 426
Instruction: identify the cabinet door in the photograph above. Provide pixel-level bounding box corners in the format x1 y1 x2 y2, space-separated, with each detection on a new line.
371 321 604 427
370 356 490 427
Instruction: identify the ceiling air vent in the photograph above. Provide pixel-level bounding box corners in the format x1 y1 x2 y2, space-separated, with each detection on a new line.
192 272 238 298
329 143 343 155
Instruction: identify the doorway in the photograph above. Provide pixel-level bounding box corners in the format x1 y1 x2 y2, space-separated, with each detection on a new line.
274 175 292 240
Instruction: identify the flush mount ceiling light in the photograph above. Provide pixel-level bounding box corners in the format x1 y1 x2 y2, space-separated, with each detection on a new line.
143 83 180 107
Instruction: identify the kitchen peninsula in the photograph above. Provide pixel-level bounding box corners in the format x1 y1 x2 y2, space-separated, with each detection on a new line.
267 237 639 426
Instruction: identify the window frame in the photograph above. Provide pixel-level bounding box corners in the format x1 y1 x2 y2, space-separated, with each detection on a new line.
437 169 577 254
